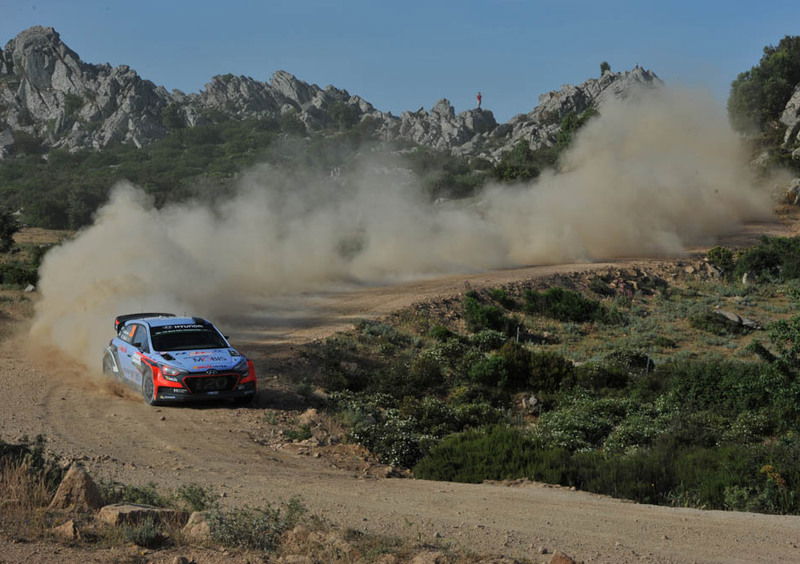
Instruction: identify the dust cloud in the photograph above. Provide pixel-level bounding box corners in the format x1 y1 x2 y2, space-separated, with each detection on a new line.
29 87 774 366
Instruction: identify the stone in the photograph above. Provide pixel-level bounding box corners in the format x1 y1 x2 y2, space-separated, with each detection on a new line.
97 503 189 527
781 85 800 147
47 463 104 512
549 551 577 564
50 519 79 540
410 551 448 564
786 178 800 205
181 511 212 543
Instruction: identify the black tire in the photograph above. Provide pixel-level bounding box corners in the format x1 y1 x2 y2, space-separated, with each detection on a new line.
102 352 116 378
232 394 255 406
141 368 162 406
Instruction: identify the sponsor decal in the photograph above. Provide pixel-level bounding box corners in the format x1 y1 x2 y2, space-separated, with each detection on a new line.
131 353 142 366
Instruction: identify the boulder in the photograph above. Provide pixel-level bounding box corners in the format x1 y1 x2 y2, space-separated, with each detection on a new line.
786 178 800 205
410 551 448 564
549 551 577 564
181 510 212 542
97 503 189 527
50 519 80 540
781 84 800 147
47 463 104 512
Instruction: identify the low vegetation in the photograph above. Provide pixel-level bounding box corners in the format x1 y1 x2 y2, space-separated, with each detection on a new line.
305 236 800 515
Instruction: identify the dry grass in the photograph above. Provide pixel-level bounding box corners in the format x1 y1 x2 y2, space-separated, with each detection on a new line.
0 459 53 537
12 227 72 246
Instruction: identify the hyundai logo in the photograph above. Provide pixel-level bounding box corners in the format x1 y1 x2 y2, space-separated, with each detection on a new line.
206 369 218 375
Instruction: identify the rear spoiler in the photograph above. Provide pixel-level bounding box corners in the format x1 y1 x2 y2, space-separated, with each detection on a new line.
114 313 176 332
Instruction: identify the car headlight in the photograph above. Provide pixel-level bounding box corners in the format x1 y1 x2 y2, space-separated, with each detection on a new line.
160 364 187 382
233 358 249 374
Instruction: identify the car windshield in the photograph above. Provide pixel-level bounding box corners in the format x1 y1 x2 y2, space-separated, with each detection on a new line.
150 324 227 351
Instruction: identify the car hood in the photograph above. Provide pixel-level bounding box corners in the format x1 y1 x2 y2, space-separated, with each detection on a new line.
153 349 243 373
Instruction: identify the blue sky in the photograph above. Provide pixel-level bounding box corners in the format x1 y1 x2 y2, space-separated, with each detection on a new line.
2 0 799 122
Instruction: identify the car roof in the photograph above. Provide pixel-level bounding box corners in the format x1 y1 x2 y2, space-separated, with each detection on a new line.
138 316 206 328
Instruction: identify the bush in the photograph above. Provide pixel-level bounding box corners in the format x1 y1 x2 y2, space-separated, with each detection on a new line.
99 481 170 507
122 515 165 548
468 329 507 351
734 236 800 282
707 246 736 275
524 287 618 324
533 396 632 451
174 483 217 511
0 263 38 286
208 498 305 551
0 208 19 253
427 324 454 342
529 350 575 393
463 291 514 334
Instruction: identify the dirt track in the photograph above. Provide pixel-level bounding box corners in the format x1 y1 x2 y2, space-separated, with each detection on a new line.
3 218 800 563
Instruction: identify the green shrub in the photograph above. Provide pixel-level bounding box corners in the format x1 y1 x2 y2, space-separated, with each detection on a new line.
707 246 736 275
122 515 165 548
99 481 170 507
428 324 454 342
524 287 622 324
468 329 507 351
207 498 305 551
533 396 632 451
488 288 516 309
174 483 217 512
0 263 38 286
463 291 514 334
529 350 575 393
414 425 546 483
734 236 800 282
0 208 19 253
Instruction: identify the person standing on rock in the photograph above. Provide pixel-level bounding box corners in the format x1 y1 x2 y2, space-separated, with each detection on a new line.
476 91 482 109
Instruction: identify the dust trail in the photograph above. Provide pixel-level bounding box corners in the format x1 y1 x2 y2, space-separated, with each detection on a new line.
30 86 774 366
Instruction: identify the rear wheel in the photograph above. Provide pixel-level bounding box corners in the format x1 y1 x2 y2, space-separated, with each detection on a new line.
141 368 162 406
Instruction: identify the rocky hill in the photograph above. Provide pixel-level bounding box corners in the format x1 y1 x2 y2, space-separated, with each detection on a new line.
0 26 662 161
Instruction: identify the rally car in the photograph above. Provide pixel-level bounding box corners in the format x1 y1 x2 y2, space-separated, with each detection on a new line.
103 313 257 406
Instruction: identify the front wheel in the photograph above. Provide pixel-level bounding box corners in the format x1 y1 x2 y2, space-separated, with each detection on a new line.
102 352 116 379
141 368 162 406
231 394 255 406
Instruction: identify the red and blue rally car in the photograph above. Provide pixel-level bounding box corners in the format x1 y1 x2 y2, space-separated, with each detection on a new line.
103 313 257 406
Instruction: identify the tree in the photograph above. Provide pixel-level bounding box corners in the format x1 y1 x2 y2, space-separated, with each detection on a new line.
600 61 611 75
728 35 800 132
0 207 20 253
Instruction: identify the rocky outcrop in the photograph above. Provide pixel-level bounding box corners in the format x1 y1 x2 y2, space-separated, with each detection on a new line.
781 84 800 149
181 510 212 542
490 66 660 158
0 26 170 151
0 26 661 161
47 462 104 512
